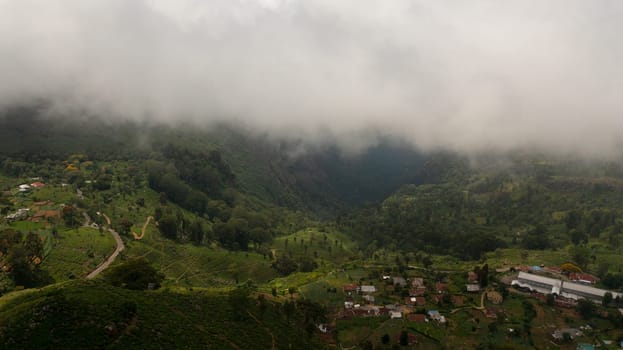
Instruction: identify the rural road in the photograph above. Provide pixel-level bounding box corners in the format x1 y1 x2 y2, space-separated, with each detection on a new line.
86 227 125 279
132 216 153 240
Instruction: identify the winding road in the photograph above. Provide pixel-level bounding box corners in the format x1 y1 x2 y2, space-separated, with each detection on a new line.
132 216 153 240
86 224 125 279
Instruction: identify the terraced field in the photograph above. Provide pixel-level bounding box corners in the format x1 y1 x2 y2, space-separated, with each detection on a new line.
42 227 116 282
122 226 278 287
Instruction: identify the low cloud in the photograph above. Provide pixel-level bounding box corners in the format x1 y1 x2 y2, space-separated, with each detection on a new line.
1 0 622 156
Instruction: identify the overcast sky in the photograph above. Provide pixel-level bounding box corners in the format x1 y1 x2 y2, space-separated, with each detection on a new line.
1 0 622 156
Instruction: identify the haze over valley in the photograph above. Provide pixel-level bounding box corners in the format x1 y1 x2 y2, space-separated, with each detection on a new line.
1 1 623 349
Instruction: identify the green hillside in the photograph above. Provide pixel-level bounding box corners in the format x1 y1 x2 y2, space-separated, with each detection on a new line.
0 280 327 349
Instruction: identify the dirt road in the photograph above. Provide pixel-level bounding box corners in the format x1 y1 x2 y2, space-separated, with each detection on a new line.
132 216 153 240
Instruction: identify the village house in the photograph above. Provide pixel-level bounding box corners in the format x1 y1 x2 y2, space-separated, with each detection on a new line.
390 311 402 319
360 285 377 294
484 307 503 319
552 328 583 341
411 277 425 288
31 210 60 223
428 310 441 321
466 283 481 293
343 284 358 295
410 286 427 296
407 313 427 323
427 310 445 323
435 282 448 294
6 208 29 222
569 273 600 285
468 271 479 284
392 276 407 287
404 296 426 306
362 295 375 303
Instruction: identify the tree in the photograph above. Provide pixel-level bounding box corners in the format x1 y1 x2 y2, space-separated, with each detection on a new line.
603 292 613 307
360 340 373 350
23 232 43 260
569 230 588 245
381 333 390 345
522 225 551 249
474 263 489 287
104 258 164 290
117 217 133 236
62 205 80 228
189 220 204 245
399 330 409 346
568 245 590 269
159 192 168 205
283 300 295 322
158 214 179 239
229 283 252 321
257 294 267 318
546 293 555 306
565 210 582 230
576 299 595 319
7 247 35 287
0 228 23 255
296 299 327 336
561 262 582 274
271 255 298 276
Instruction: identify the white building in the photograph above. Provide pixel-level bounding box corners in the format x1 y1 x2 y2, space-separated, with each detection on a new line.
511 271 622 303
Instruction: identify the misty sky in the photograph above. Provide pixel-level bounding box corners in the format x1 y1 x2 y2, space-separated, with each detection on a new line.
1 1 622 155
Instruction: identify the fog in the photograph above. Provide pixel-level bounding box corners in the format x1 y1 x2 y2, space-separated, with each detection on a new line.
1 1 622 156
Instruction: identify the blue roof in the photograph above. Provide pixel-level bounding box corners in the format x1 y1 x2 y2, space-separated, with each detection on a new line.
531 266 543 271
576 343 594 350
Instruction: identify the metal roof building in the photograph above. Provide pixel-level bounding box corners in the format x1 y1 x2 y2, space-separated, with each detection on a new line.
511 271 622 303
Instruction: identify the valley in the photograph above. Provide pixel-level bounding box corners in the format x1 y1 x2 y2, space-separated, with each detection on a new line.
0 117 622 349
